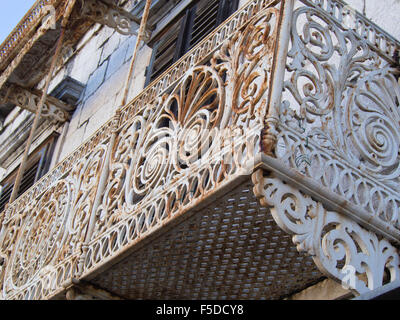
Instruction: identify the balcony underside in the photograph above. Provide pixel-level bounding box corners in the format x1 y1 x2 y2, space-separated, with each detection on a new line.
61 176 324 300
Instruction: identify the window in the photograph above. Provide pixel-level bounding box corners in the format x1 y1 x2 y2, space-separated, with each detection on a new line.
0 135 58 212
0 103 15 130
145 0 239 85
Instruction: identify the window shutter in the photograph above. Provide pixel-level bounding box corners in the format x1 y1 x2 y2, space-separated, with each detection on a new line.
146 18 182 84
146 0 239 86
18 159 41 196
0 184 13 213
0 159 41 213
0 135 57 213
189 0 220 50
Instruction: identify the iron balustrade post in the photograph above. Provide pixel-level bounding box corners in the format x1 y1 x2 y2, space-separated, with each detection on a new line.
262 0 295 156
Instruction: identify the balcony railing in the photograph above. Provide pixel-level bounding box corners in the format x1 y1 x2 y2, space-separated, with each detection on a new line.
1 0 400 300
0 0 65 71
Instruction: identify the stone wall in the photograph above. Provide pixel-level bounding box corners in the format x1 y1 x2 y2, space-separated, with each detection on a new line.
51 27 144 161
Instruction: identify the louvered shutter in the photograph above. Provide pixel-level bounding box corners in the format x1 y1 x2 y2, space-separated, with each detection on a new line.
18 159 41 196
146 0 238 86
0 137 57 213
146 18 182 84
188 0 220 50
0 184 13 213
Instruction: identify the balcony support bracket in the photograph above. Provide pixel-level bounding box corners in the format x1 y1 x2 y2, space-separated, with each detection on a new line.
78 0 152 39
252 162 400 296
0 84 71 123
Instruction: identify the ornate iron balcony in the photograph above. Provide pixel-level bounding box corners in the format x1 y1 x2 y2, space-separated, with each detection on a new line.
1 0 400 300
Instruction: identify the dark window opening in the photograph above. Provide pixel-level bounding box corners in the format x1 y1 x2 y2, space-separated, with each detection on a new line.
0 103 16 130
145 0 239 86
0 135 58 213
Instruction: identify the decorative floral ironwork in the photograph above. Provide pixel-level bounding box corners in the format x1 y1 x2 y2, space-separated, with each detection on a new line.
88 5 279 261
1 0 400 300
0 0 280 300
252 169 400 294
278 2 400 229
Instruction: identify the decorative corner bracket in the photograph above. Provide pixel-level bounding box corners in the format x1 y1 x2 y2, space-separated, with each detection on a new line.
78 0 151 39
1 84 71 123
252 168 400 295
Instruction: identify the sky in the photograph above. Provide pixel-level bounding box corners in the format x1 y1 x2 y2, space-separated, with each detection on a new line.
0 1 37 45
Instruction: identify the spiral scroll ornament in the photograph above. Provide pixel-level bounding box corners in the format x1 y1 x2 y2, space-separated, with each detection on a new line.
346 70 400 179
9 181 72 289
211 7 279 118
252 170 400 294
280 4 400 208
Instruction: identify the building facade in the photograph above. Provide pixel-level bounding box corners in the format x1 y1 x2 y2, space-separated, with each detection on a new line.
0 0 399 300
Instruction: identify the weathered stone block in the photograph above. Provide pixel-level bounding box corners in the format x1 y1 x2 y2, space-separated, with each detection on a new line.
68 36 103 85
95 26 115 49
344 0 365 13
83 60 109 100
100 31 124 65
125 45 152 100
83 102 116 141
79 64 127 126
105 40 130 80
124 35 138 62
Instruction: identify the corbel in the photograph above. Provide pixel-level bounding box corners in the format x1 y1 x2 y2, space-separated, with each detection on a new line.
77 0 152 40
0 84 71 123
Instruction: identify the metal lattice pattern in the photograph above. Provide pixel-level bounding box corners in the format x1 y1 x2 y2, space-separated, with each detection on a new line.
90 181 323 300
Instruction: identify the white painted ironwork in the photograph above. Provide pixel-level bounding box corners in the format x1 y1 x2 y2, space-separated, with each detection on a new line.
0 0 280 300
252 168 400 294
1 0 400 300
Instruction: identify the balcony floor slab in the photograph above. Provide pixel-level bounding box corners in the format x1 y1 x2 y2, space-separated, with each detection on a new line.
85 178 324 300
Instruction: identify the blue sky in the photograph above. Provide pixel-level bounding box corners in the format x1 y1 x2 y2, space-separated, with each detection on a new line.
0 1 37 44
